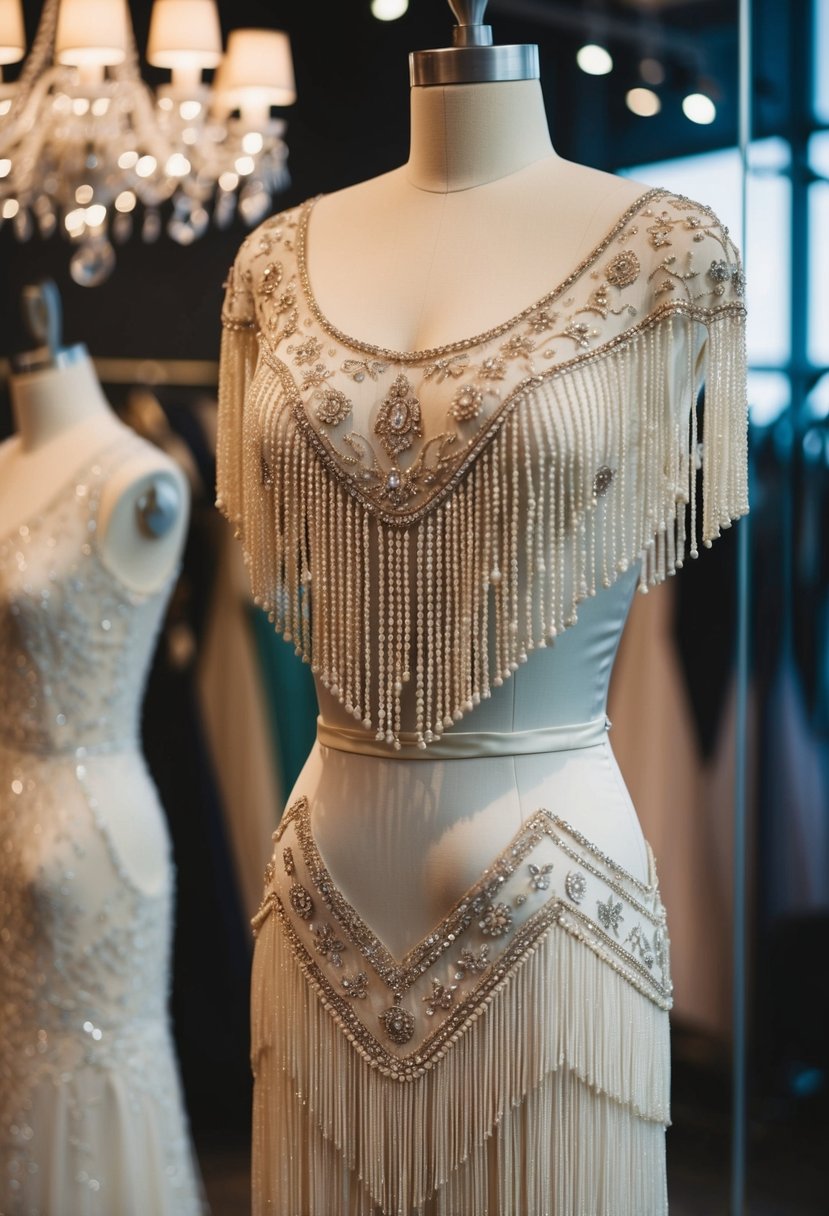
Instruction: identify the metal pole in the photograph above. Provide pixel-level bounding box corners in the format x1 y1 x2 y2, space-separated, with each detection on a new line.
731 0 752 1211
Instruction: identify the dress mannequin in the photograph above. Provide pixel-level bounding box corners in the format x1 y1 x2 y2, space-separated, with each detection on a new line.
218 7 747 1213
0 340 204 1213
1 349 187 597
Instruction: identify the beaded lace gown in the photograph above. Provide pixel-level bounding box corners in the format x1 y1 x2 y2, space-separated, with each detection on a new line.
0 433 205 1215
218 189 748 1215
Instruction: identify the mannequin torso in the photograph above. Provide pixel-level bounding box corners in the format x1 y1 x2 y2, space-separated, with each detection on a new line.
0 353 188 595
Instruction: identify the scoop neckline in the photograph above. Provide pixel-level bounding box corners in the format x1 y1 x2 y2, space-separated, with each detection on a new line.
295 185 664 363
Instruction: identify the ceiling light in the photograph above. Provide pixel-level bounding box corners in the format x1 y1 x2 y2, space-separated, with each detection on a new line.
626 87 661 118
371 0 409 19
576 44 613 76
639 57 665 86
682 91 717 125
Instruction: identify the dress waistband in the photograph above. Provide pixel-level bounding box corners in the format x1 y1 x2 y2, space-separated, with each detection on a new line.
316 714 611 760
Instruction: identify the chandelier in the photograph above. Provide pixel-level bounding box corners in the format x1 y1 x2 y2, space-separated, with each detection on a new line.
0 0 295 285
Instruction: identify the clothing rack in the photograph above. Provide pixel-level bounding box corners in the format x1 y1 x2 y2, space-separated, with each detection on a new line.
0 356 219 389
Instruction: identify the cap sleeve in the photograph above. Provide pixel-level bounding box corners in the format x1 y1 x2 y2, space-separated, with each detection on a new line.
216 246 259 530
645 194 748 560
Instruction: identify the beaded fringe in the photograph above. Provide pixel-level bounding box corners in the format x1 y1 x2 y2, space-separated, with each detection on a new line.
251 912 670 1216
218 311 748 748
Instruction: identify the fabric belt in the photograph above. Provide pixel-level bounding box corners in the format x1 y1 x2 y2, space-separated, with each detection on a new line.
316 714 611 760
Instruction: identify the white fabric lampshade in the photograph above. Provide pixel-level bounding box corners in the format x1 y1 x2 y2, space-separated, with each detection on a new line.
219 29 295 107
0 0 25 66
55 0 130 66
147 0 222 69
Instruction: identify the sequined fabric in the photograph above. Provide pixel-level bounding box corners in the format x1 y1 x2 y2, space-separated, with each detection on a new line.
0 435 204 1215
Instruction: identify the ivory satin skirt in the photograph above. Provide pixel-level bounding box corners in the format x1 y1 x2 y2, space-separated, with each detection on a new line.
249 719 672 1216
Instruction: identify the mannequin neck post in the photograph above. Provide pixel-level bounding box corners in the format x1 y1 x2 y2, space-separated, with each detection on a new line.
406 78 556 193
10 354 114 451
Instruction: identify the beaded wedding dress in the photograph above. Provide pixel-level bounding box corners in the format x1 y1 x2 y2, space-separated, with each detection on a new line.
218 189 748 1215
0 432 204 1215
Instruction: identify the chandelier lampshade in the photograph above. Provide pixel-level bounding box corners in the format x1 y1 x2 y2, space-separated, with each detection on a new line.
147 0 222 71
55 0 129 67
0 0 25 65
220 29 296 111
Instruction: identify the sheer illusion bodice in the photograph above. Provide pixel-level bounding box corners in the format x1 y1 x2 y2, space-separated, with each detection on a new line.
219 189 746 752
0 433 204 1216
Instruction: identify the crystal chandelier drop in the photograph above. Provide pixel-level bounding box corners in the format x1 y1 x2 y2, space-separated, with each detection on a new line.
0 0 295 285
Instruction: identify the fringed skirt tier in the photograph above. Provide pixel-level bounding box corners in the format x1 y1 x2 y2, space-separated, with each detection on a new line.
251 796 673 1216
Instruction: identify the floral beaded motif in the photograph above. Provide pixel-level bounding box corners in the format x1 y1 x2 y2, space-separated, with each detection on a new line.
252 797 672 1078
341 971 369 999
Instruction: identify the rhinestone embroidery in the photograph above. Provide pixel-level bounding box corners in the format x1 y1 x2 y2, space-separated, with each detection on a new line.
314 387 352 427
451 384 484 422
528 862 554 891
379 1005 415 1046
288 883 315 921
593 465 615 498
313 923 346 966
597 894 625 937
478 902 513 937
341 971 369 999
454 945 490 980
257 807 670 1084
422 979 457 1016
565 871 587 904
291 336 323 366
341 358 390 382
254 798 672 1081
625 926 656 969
374 374 423 457
605 250 641 288
424 354 470 381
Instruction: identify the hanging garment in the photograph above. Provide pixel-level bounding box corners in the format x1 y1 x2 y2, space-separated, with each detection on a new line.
0 433 205 1216
219 188 748 1215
